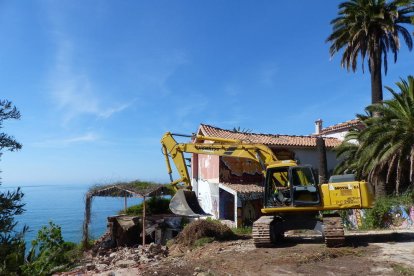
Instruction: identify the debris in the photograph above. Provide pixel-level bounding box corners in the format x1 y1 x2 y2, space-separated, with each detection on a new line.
65 243 168 275
173 220 237 247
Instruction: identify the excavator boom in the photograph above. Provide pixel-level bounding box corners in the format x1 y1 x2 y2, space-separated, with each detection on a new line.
161 132 283 216
161 132 281 189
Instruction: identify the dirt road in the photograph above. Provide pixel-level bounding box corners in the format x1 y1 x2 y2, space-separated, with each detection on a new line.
142 230 414 276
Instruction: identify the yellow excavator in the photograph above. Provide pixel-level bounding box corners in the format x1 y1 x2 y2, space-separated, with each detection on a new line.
161 132 374 247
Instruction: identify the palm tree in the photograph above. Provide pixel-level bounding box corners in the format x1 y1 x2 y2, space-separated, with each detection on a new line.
232 126 252 133
335 76 414 195
327 0 414 105
334 128 361 175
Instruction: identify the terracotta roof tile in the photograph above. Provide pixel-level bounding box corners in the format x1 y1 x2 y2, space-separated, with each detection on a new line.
319 119 363 135
199 124 341 148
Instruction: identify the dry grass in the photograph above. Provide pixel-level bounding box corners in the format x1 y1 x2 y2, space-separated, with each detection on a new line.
298 247 364 264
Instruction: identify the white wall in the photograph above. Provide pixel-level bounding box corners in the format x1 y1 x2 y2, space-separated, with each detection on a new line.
324 132 347 141
196 179 219 219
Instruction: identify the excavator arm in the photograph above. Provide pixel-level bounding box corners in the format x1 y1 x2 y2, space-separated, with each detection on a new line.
161 132 280 190
161 131 284 216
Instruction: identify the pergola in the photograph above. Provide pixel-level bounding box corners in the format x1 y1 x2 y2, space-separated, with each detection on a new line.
82 181 172 248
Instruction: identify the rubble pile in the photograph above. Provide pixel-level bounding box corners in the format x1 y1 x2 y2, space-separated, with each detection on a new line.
174 219 236 247
70 243 168 274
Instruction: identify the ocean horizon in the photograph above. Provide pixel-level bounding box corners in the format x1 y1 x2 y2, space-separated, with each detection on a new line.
0 183 143 246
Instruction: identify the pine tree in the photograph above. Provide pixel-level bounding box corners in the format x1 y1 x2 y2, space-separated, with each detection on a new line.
0 100 25 275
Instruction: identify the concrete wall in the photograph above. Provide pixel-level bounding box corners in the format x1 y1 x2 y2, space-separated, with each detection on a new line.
324 132 348 141
191 153 220 218
196 179 219 219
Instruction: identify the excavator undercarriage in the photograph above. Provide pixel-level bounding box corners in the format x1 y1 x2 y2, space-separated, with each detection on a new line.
252 213 345 247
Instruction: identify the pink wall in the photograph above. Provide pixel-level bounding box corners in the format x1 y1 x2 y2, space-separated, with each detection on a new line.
198 154 220 181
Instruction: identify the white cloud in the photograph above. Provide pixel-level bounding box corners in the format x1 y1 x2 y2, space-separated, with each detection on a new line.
48 33 131 124
62 132 99 143
32 132 99 148
131 51 189 99
98 103 132 119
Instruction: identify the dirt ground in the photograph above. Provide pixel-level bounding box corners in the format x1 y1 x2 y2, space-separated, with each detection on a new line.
140 230 414 276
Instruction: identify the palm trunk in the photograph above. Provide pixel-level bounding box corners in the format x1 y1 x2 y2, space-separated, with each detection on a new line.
370 42 383 105
370 41 386 198
375 171 387 198
316 137 328 184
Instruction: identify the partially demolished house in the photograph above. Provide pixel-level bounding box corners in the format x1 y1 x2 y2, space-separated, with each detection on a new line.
190 124 342 227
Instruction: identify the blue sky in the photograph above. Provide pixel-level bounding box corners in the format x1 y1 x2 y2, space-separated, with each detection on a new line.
1 1 413 186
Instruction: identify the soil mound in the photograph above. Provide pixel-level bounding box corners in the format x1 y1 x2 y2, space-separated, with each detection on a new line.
174 220 236 246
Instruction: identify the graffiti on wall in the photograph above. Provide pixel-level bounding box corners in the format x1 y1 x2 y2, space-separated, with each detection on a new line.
387 205 414 229
345 209 365 229
345 206 414 229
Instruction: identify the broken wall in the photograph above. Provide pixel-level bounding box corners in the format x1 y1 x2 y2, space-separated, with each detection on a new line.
219 157 263 184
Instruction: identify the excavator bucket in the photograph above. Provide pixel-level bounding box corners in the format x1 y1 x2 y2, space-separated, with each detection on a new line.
169 190 210 217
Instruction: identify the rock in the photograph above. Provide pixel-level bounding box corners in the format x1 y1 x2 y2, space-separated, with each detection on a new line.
196 271 213 276
140 256 150 263
95 264 108 271
115 259 136 268
85 263 95 271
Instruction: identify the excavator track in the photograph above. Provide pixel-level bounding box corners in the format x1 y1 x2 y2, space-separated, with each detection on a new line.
252 216 276 247
252 216 284 247
323 215 345 247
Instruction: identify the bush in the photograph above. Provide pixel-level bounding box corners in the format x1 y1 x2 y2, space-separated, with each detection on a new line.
193 237 215 247
121 197 171 216
0 187 27 276
231 226 252 235
362 191 414 229
0 233 26 276
22 222 80 276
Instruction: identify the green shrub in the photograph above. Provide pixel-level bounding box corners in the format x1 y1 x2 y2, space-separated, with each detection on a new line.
0 187 27 276
22 222 80 276
0 234 26 276
362 191 414 229
231 226 252 235
121 197 171 216
194 237 215 247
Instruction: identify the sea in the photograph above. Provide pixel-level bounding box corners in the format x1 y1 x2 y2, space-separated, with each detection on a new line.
0 183 143 246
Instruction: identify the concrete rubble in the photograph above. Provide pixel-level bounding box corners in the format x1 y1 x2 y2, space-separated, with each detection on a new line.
66 243 168 275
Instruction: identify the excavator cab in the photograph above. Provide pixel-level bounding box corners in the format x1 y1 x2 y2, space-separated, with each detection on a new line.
289 165 320 206
265 165 320 208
